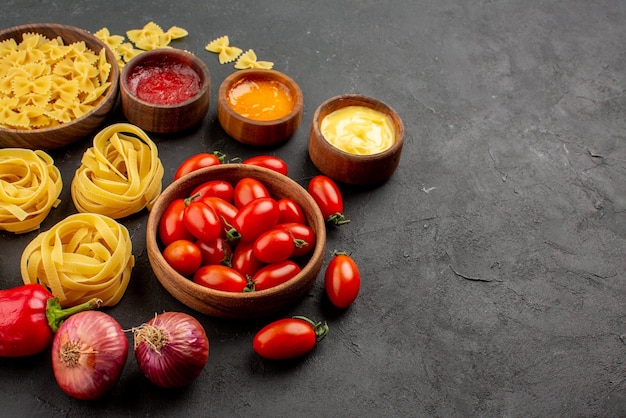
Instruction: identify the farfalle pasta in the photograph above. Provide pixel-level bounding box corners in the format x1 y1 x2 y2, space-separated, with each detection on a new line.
71 123 164 219
0 33 112 129
0 148 62 233
20 212 134 307
235 49 274 70
205 35 242 64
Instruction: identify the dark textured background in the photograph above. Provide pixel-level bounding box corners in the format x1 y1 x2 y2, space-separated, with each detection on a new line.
0 1 624 417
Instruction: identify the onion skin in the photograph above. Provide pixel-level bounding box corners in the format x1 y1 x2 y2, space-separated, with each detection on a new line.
51 311 128 400
133 312 209 388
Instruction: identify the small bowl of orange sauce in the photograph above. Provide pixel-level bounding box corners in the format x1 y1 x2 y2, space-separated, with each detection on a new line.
308 94 404 186
217 69 303 147
120 49 211 133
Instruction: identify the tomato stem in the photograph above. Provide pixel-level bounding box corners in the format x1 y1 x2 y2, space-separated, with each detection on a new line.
327 213 350 225
185 193 201 205
46 297 102 332
292 316 329 341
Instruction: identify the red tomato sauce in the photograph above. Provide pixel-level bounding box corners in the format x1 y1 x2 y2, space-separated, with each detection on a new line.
127 60 201 105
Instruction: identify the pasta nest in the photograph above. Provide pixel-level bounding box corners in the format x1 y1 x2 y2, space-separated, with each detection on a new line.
21 212 134 307
0 148 62 233
71 123 164 219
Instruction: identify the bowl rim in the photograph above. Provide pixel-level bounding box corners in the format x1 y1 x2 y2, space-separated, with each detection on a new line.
311 93 405 162
146 163 326 303
217 68 304 126
120 48 211 109
0 23 120 135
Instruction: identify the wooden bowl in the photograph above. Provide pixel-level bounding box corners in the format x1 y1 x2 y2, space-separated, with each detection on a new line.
146 164 326 318
308 94 405 185
217 69 303 147
0 23 119 150
120 49 210 133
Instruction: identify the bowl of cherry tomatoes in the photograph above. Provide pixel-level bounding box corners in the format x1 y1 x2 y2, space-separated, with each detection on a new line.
146 163 326 318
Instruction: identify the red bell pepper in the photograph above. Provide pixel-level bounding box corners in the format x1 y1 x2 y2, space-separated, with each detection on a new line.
0 283 101 357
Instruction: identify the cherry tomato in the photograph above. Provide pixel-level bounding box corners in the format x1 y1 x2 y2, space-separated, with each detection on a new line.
197 237 232 266
162 239 202 277
324 252 360 308
277 197 306 224
193 265 247 292
275 222 315 257
159 198 194 246
307 175 350 225
242 155 289 176
183 200 221 243
233 177 270 208
232 197 279 242
200 197 238 226
190 180 234 202
250 260 301 291
253 316 329 360
174 152 224 181
231 242 265 277
253 229 295 264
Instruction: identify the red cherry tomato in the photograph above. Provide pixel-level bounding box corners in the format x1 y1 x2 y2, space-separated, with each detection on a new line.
253 316 329 360
250 260 301 291
324 252 360 308
307 175 350 225
190 180 234 202
159 198 194 246
277 197 306 224
174 152 223 181
275 223 315 257
233 177 270 208
183 200 221 243
193 265 247 292
231 242 265 277
232 197 279 242
197 237 232 266
162 239 202 277
200 196 238 238
242 155 288 176
252 229 295 264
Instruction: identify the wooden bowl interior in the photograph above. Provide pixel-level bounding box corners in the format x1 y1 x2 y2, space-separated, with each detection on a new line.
0 23 119 150
308 94 405 185
217 69 303 147
146 164 326 318
120 49 211 133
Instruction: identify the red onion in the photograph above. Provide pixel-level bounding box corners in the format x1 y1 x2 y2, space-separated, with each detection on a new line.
51 311 128 400
132 312 209 388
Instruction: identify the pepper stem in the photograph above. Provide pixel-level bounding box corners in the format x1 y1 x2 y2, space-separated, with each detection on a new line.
46 297 102 332
292 315 329 341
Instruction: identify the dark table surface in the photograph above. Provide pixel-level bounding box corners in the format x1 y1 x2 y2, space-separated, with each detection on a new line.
1 1 625 417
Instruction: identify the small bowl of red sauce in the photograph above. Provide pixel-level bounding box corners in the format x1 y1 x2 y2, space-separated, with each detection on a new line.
120 49 210 133
217 69 303 147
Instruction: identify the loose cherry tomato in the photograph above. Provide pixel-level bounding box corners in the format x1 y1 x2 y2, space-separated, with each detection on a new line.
252 229 296 264
197 237 232 266
249 260 301 291
232 197 279 242
242 155 289 176
307 175 350 225
183 200 221 243
174 152 224 181
190 180 234 202
275 223 315 257
193 265 247 292
231 242 265 277
233 177 270 208
324 252 360 308
159 198 194 246
162 239 202 277
277 197 306 224
253 316 329 360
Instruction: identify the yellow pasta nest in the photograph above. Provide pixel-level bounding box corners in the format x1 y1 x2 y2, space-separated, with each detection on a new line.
71 123 164 219
0 32 112 129
21 212 134 307
0 148 62 233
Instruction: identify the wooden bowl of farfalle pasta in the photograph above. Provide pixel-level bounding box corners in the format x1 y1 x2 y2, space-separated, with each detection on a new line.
0 23 119 150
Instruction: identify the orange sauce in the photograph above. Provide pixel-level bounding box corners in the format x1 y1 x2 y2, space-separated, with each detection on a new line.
227 77 294 121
